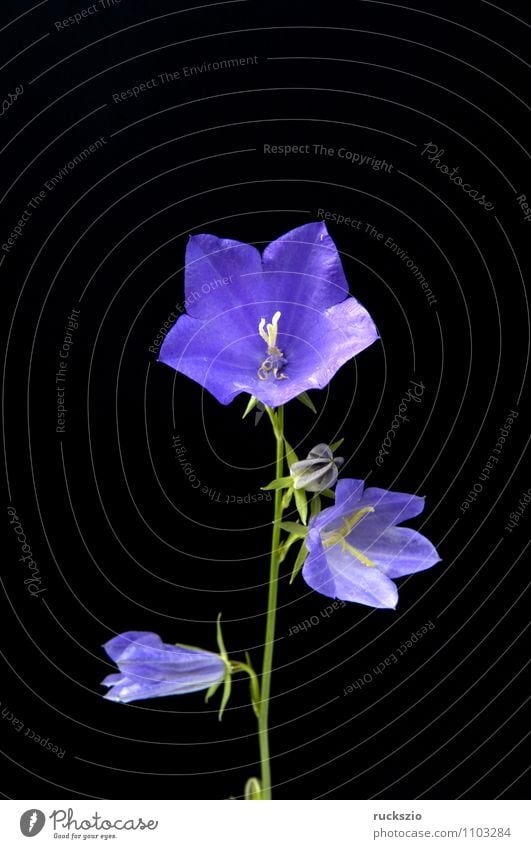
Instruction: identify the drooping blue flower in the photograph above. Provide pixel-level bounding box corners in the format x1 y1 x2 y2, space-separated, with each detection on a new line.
158 222 378 406
101 631 226 703
302 479 441 609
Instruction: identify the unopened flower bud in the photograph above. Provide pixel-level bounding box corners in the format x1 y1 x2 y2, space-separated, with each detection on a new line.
290 443 344 493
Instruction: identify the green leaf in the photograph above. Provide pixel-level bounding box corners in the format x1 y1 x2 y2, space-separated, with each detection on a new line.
290 540 309 584
261 476 293 491
242 395 258 419
218 669 232 721
205 678 223 704
284 437 299 467
296 391 317 414
281 487 294 511
244 777 262 800
310 494 322 519
294 487 308 525
321 488 336 499
330 438 345 453
279 521 307 537
278 533 299 564
216 612 228 661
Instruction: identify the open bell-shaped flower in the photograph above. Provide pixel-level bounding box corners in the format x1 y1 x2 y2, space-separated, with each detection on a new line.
290 443 344 493
158 222 378 407
302 479 441 609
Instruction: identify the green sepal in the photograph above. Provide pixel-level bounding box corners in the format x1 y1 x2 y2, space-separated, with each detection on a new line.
242 395 259 419
294 486 308 525
284 437 299 467
217 668 232 721
214 613 232 721
205 677 223 704
330 438 345 453
290 539 309 584
310 494 322 519
278 533 300 564
244 777 262 800
279 521 307 537
281 487 294 511
321 488 336 499
296 391 317 414
261 475 293 491
216 612 228 661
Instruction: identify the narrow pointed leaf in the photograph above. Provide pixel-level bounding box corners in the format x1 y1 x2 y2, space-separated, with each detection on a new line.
294 486 308 525
279 521 307 537
310 494 322 519
218 669 232 721
281 487 294 511
290 540 309 584
261 476 293 491
242 395 259 419
296 391 317 414
321 488 336 499
330 438 345 453
284 437 299 467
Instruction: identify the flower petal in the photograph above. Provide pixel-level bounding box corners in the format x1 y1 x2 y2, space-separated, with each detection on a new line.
103 675 219 703
158 313 262 405
360 488 426 526
303 530 398 608
103 631 161 663
262 222 349 309
350 525 441 578
334 479 366 512
184 233 262 321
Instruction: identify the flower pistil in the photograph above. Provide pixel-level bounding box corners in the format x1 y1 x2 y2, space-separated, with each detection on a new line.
322 506 376 567
257 310 288 381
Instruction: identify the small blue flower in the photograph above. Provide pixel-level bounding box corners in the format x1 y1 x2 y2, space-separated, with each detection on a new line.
302 479 441 609
101 631 226 703
159 222 378 406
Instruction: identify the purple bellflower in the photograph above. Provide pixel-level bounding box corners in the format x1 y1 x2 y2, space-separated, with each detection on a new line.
158 222 378 406
302 479 440 609
101 631 226 703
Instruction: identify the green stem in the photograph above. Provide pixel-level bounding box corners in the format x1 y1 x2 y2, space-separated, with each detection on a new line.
258 404 285 799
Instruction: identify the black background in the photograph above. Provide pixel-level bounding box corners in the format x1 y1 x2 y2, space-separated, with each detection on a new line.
1 0 529 800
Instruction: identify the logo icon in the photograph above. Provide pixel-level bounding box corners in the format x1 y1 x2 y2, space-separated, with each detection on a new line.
20 810 45 837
